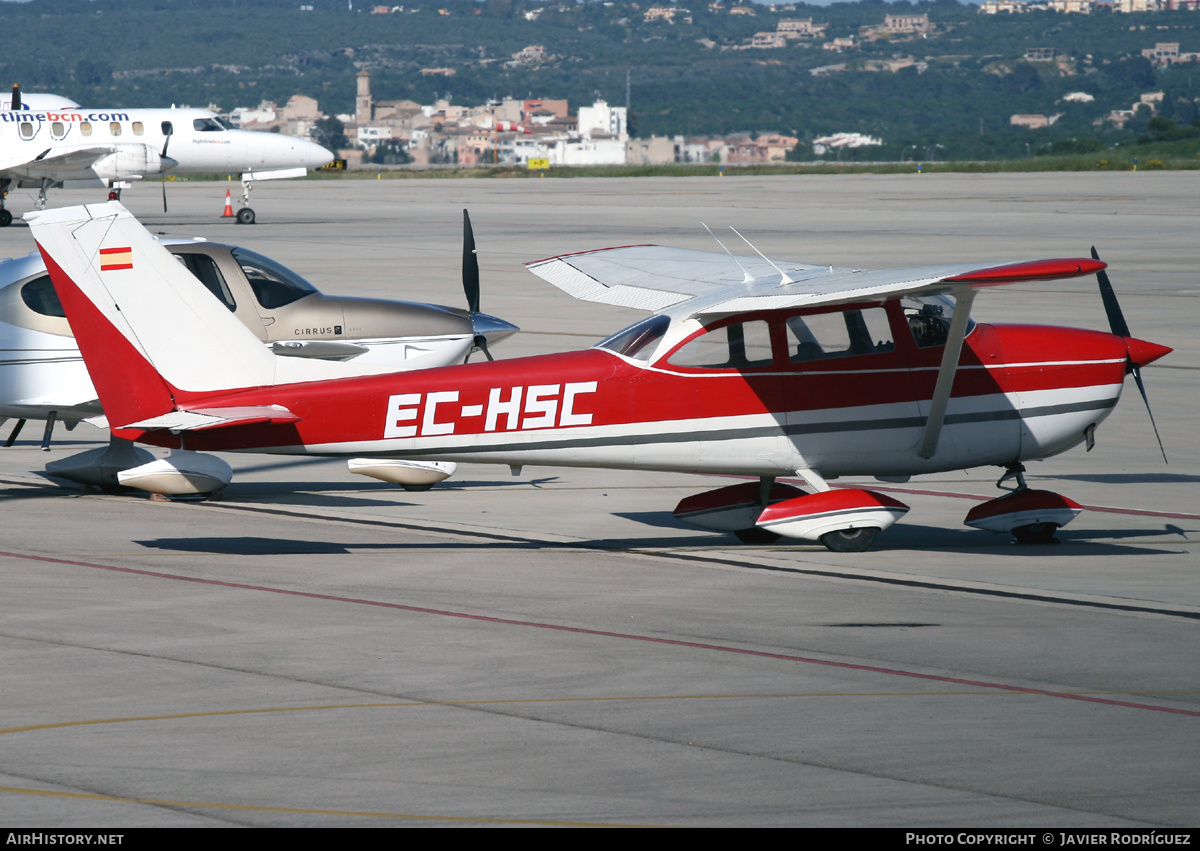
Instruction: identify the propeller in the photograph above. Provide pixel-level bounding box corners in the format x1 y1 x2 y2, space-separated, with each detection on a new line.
1090 246 1167 463
462 209 493 362
9 83 21 112
160 129 173 213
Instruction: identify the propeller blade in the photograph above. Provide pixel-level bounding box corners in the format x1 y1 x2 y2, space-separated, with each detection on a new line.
1130 364 1168 463
462 209 480 316
1090 246 1167 463
9 83 20 112
1091 246 1131 338
162 179 168 213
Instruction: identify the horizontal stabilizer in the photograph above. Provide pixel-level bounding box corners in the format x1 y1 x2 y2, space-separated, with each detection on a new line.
121 405 300 433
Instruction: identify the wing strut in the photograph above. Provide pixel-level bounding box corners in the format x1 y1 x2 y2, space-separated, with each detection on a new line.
919 287 976 459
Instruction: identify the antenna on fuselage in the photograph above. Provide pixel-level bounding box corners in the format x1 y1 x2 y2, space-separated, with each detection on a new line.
729 226 797 286
701 222 755 284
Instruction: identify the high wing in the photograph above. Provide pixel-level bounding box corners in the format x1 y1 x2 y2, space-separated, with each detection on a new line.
526 245 1104 318
528 244 1107 462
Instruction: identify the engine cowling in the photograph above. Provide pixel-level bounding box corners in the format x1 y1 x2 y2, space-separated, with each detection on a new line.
90 144 167 180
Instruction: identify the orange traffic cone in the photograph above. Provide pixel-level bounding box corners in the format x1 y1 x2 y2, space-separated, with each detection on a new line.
221 189 234 218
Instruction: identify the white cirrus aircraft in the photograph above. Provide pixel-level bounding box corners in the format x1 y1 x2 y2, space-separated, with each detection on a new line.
0 207 516 492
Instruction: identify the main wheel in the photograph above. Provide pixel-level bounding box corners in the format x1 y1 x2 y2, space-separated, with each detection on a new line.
0 209 11 228
399 482 436 492
734 527 781 544
819 527 879 553
1011 522 1059 544
236 207 256 225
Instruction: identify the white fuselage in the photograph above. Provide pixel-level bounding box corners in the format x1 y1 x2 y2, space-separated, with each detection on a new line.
0 107 332 183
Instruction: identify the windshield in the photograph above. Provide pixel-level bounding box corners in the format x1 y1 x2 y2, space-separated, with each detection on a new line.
231 248 319 309
192 116 233 132
20 276 64 318
595 315 670 360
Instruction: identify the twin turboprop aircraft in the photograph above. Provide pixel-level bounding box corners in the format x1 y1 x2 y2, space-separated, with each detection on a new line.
0 101 332 225
28 202 1171 551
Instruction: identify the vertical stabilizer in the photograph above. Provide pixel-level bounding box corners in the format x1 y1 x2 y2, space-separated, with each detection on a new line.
27 202 277 428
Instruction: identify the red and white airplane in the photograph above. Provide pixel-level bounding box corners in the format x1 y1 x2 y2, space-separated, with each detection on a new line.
28 201 1171 551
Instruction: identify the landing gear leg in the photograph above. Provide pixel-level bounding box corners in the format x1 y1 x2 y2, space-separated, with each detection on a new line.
236 178 255 225
40 411 57 452
4 418 26 446
733 475 782 544
997 463 1028 492
36 179 52 211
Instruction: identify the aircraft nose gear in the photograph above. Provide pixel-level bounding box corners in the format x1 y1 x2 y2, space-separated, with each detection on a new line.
0 181 11 227
964 463 1083 544
236 178 255 225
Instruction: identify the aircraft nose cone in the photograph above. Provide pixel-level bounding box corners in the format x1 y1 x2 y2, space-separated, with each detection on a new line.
256 132 333 169
1125 337 1172 369
298 137 335 169
472 312 520 345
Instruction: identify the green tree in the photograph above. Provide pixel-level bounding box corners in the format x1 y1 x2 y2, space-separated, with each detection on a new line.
312 116 348 150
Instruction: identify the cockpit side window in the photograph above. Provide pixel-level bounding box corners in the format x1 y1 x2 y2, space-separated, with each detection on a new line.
667 320 774 370
173 252 237 312
903 294 972 349
231 247 319 310
20 276 65 318
786 307 893 362
595 314 670 360
192 117 230 132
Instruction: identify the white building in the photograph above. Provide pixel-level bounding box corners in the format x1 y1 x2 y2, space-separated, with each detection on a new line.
577 100 628 139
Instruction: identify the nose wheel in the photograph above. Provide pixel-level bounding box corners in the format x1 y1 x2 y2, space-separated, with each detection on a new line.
1011 522 1060 545
964 464 1083 544
235 178 256 225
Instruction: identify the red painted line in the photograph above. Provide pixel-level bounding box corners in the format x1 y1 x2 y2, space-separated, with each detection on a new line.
3 549 1197 718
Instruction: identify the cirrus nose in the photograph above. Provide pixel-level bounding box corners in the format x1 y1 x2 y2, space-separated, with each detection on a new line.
1125 337 1172 370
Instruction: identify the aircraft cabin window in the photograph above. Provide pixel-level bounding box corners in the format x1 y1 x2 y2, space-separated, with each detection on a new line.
595 314 670 360
80 122 92 137
161 121 173 136
231 247 318 310
132 122 144 136
786 308 894 362
50 122 66 139
173 253 237 312
109 122 121 137
20 276 65 318
903 294 971 349
668 320 774 370
18 121 35 140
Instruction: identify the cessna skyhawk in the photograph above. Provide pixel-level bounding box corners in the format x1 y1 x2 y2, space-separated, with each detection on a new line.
26 202 1170 551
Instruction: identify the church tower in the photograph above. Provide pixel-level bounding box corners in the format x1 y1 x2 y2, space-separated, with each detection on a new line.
356 71 373 126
